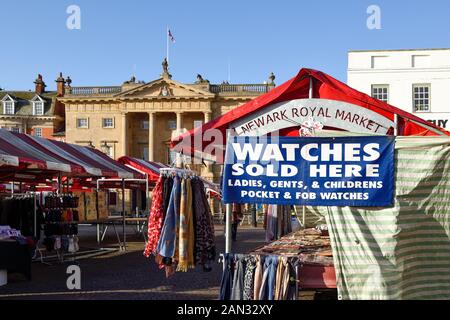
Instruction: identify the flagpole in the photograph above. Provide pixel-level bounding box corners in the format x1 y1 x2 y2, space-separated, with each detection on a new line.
166 26 169 64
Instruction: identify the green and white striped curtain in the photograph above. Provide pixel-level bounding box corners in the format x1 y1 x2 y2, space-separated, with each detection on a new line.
308 135 450 300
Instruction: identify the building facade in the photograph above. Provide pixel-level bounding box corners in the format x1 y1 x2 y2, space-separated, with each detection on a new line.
348 48 450 130
0 74 66 139
59 61 276 183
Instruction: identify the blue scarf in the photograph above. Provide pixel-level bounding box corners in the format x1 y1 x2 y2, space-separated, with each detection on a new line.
156 176 181 259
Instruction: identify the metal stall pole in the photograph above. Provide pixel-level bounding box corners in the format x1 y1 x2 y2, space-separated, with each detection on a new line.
57 173 62 195
33 192 37 238
145 173 150 214
225 203 232 254
122 178 126 251
96 180 101 245
394 114 399 136
251 204 257 228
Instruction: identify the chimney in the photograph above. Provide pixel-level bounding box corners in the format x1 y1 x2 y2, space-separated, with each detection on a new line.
55 72 66 97
34 74 46 95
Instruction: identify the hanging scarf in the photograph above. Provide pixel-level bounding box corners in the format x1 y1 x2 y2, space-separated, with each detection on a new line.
243 256 257 300
259 256 278 300
274 256 286 300
162 176 173 220
219 253 235 300
143 177 164 257
156 176 181 261
231 254 246 300
253 255 264 300
177 178 195 272
192 179 216 266
186 180 195 269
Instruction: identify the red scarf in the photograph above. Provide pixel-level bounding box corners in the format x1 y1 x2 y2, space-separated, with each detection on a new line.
144 177 164 257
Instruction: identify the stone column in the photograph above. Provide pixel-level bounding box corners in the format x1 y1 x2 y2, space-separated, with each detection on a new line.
148 112 155 161
176 112 183 131
175 112 183 168
204 111 212 123
121 113 127 157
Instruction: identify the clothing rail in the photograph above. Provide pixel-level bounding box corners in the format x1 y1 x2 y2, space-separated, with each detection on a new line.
0 192 38 238
218 252 300 300
159 168 198 177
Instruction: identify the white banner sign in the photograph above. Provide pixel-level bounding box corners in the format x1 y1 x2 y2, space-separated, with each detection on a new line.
231 99 394 136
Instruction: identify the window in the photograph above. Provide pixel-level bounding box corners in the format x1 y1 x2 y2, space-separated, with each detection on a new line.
33 101 44 116
77 118 89 128
10 127 21 133
371 56 390 69
102 118 114 128
194 120 203 128
412 55 430 68
104 145 114 158
34 128 42 137
4 101 14 115
168 120 177 130
413 84 431 112
371 85 389 103
141 120 149 130
168 148 177 165
143 147 149 161
108 191 117 206
101 143 114 158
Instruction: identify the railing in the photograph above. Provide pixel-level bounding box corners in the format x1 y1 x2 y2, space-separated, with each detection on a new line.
69 86 122 95
210 83 275 94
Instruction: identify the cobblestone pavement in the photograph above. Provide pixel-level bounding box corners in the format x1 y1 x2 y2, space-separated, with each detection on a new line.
0 224 267 300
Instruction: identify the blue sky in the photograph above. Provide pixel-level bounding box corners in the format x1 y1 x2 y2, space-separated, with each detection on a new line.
1 0 449 91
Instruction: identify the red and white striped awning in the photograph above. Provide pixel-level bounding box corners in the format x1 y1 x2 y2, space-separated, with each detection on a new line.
118 156 169 183
0 129 141 180
117 156 221 196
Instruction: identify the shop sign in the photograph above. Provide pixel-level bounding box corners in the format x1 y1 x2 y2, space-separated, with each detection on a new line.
231 99 394 136
222 135 395 207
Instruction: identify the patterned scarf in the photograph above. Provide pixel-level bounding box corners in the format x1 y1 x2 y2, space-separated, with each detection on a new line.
192 179 216 265
243 256 257 300
177 178 195 271
143 177 164 257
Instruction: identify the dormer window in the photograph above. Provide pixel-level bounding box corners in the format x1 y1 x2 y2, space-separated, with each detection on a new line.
1 95 16 115
31 95 45 116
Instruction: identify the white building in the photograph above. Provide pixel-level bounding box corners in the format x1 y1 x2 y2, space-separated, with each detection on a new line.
348 48 450 130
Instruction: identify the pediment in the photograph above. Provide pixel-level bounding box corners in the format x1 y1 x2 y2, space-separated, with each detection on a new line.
116 78 214 99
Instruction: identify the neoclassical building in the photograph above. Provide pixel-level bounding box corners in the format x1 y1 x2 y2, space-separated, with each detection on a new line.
59 61 276 183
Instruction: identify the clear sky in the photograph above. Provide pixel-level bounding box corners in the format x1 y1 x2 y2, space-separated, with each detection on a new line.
1 0 449 91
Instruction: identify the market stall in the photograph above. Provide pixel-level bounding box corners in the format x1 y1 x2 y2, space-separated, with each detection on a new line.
0 128 141 281
171 68 450 300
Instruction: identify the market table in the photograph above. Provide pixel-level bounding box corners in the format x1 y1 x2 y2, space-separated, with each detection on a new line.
87 216 148 248
0 239 32 282
250 228 337 291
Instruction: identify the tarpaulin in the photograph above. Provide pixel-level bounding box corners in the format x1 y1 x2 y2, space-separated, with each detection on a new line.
307 136 450 300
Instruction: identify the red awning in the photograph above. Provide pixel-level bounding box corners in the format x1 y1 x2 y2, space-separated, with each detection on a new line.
118 156 169 184
171 68 450 162
118 156 221 196
0 129 141 181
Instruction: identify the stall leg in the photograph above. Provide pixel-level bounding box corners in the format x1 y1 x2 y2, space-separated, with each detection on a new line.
122 179 126 251
302 206 306 229
97 224 101 245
